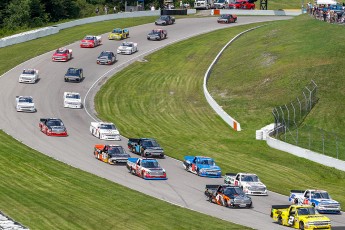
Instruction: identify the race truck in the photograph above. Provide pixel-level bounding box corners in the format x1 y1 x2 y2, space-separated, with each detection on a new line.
108 28 129 40
155 15 175 26
80 35 102 48
117 42 138 55
94 144 130 165
96 51 116 65
52 47 72 62
205 184 252 208
18 69 39 84
147 29 167 41
16 96 36 112
126 158 167 180
183 156 222 178
90 122 121 141
64 67 84 82
127 138 164 158
224 172 267 195
39 118 68 137
289 189 341 214
271 205 331 229
63 92 82 109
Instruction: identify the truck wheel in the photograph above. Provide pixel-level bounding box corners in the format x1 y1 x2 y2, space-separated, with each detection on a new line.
299 222 304 230
278 217 283 225
294 198 298 204
131 168 136 175
185 164 190 171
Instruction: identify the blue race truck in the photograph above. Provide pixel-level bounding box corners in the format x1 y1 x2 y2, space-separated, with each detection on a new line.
183 156 222 178
127 138 164 158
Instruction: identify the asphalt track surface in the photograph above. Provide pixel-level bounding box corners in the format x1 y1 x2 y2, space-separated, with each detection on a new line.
1 16 344 229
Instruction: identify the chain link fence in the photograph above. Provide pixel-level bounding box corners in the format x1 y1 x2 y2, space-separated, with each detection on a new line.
270 80 345 161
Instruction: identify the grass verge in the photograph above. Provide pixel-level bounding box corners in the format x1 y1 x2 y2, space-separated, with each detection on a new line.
95 16 345 209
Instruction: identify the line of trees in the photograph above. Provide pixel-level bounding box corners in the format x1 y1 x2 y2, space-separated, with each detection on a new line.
0 0 163 33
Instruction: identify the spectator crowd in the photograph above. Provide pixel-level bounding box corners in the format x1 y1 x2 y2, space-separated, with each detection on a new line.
307 2 345 23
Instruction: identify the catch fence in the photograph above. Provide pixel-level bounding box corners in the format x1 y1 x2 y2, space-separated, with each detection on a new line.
271 80 345 161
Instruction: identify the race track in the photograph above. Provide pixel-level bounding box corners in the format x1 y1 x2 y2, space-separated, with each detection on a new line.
1 16 344 229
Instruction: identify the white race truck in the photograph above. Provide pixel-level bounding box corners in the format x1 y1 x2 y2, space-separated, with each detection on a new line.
64 92 82 109
194 0 213 9
224 172 268 195
16 96 36 112
126 158 167 180
289 189 341 214
90 122 121 141
19 69 39 83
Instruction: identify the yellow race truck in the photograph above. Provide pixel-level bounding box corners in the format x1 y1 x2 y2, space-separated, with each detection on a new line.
270 205 331 229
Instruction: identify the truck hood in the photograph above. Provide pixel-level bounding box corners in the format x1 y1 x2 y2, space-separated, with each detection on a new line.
81 39 94 43
144 147 163 151
17 102 35 107
65 98 81 103
313 199 339 205
118 46 131 50
53 53 67 57
241 182 266 187
302 215 330 221
50 126 65 132
99 129 119 135
197 165 221 170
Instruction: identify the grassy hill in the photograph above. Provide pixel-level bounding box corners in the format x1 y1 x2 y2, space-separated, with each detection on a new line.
95 15 345 209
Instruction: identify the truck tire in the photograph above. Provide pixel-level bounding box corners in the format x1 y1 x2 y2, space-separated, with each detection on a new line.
130 167 135 175
299 222 304 230
185 164 190 171
278 217 283 225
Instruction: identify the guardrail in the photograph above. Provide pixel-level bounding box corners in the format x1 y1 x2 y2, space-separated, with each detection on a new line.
266 133 345 172
0 9 196 48
203 26 265 131
211 9 302 16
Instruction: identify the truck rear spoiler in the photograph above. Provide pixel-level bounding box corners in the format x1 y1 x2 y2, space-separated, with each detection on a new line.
94 144 105 150
225 173 236 176
290 190 305 194
127 158 138 163
128 138 140 143
271 205 290 210
205 185 220 190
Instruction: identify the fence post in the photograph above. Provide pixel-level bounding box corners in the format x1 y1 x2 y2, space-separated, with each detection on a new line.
297 97 302 122
322 129 325 154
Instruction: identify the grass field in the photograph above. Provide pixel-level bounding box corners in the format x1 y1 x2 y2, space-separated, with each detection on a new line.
95 14 345 209
0 17 248 229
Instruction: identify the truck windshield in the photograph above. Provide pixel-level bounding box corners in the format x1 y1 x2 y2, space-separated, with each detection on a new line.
100 124 116 129
216 0 226 3
142 161 159 168
224 187 245 196
108 146 125 155
142 140 159 147
312 191 330 199
241 175 259 182
199 158 215 165
297 207 317 215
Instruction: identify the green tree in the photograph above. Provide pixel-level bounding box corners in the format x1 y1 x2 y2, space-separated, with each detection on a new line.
29 0 49 27
3 0 31 29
